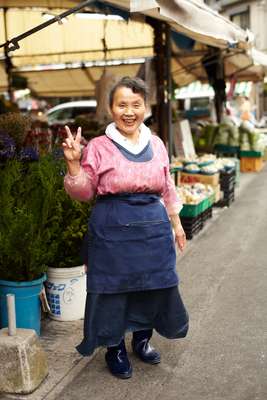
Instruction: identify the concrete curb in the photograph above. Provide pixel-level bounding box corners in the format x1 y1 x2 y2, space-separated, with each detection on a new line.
43 353 97 400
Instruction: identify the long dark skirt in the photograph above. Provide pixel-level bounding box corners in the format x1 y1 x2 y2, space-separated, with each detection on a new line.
76 286 189 357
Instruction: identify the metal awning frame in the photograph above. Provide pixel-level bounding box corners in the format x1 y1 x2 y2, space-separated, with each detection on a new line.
0 0 95 52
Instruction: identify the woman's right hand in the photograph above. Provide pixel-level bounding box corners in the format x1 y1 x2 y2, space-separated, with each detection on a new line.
62 126 82 162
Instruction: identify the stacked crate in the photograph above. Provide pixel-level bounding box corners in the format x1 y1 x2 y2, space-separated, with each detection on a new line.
215 168 235 207
180 196 214 240
240 151 264 172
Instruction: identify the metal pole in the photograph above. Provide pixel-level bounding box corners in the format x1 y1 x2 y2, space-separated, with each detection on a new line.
166 25 173 159
148 18 167 145
6 294 17 336
0 0 95 52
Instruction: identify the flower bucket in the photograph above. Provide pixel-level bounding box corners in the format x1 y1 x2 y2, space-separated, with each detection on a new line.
45 265 86 321
0 274 46 335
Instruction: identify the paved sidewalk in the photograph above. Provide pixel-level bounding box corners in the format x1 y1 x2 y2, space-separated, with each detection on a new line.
0 167 262 400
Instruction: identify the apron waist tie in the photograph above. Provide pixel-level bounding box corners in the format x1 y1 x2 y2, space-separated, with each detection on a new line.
97 192 161 204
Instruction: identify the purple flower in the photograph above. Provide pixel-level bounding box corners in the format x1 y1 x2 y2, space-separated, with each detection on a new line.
0 131 16 160
19 147 39 161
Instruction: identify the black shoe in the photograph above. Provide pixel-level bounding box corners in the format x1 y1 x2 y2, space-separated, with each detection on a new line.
132 337 161 364
105 340 132 379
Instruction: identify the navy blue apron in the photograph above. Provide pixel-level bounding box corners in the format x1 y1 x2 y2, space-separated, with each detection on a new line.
86 193 178 294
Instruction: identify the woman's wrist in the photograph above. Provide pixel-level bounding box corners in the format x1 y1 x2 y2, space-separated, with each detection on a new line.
66 159 81 176
169 214 183 229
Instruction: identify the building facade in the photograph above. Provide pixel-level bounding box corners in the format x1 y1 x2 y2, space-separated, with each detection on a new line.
205 0 267 51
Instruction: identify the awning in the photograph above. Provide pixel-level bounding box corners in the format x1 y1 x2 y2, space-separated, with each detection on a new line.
0 8 153 68
172 42 267 87
0 0 252 50
0 61 8 92
14 63 141 97
130 0 251 49
0 1 78 7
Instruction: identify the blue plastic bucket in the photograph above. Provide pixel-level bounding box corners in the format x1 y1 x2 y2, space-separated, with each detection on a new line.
0 274 46 335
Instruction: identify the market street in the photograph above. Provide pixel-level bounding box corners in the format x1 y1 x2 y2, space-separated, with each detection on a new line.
54 166 267 400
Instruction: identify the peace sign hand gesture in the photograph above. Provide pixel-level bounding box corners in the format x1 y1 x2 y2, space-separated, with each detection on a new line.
62 126 82 162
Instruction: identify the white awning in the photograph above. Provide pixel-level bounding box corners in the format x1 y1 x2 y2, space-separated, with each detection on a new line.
0 8 153 68
0 1 78 7
14 63 141 97
130 0 251 49
0 60 8 92
0 0 252 50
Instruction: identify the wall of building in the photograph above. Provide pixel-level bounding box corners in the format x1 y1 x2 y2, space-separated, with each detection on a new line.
250 1 267 51
205 0 267 51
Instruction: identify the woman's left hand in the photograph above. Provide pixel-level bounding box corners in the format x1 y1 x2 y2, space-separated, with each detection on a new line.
174 224 186 252
170 214 187 252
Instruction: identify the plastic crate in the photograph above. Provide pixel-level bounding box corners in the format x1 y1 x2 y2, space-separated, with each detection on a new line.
220 180 235 192
239 150 263 158
214 144 240 156
219 169 236 193
180 199 205 218
207 194 215 208
220 168 235 181
201 197 212 212
214 188 235 207
240 157 264 172
201 207 213 224
181 214 203 240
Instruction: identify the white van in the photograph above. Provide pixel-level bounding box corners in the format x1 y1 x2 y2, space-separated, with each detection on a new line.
46 100 97 126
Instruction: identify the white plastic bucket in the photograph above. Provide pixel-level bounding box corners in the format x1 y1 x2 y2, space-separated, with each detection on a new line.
45 265 86 321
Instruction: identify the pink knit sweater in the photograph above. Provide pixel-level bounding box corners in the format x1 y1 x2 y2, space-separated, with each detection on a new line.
64 134 182 216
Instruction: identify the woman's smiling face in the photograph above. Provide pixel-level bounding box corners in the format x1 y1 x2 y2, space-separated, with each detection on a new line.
110 86 147 138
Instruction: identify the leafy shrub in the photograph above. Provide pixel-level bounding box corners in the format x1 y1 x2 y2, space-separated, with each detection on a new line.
0 156 93 282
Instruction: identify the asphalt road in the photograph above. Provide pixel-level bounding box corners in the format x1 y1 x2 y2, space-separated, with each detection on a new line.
51 167 267 400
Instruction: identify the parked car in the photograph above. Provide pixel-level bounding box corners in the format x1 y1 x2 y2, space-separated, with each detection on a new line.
46 100 97 126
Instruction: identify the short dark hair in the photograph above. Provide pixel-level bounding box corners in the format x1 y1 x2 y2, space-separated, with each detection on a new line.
109 76 149 108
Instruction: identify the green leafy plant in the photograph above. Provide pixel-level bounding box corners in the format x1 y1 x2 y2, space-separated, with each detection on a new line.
0 156 93 282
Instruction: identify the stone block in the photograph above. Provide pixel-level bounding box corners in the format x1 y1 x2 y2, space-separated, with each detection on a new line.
0 328 48 394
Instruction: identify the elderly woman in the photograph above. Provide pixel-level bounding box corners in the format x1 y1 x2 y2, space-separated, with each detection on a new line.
63 77 189 379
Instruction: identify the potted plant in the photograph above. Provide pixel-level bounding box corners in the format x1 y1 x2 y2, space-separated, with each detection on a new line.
0 158 49 334
0 155 93 331
44 167 93 322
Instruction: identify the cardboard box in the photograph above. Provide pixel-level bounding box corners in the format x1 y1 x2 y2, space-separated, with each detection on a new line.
213 184 222 203
180 172 219 186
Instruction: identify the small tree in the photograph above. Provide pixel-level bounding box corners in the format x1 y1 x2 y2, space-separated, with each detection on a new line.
0 156 92 281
